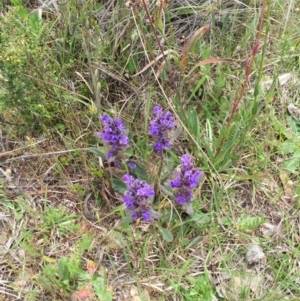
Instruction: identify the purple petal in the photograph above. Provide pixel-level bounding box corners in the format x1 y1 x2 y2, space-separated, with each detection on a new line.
170 177 181 188
181 154 192 167
102 115 112 123
115 119 125 129
123 174 134 185
137 186 154 197
119 136 129 145
123 195 134 209
142 210 152 221
127 162 136 169
153 106 163 115
149 124 159 136
188 170 201 187
175 191 192 205
131 211 138 219
154 142 164 152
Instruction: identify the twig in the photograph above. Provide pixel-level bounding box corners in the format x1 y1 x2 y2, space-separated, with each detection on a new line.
0 139 46 158
3 148 90 163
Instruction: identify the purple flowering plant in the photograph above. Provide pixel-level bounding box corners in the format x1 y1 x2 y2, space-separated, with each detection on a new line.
94 115 129 166
92 109 204 227
122 174 161 222
170 154 203 215
149 106 176 153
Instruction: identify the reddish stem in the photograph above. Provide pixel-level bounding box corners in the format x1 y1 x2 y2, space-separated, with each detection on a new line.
215 0 267 157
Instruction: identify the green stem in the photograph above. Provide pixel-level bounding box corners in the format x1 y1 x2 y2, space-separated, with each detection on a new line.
154 154 164 202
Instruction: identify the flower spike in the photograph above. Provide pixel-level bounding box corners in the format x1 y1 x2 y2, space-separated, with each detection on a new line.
149 106 176 153
95 115 129 166
170 154 203 214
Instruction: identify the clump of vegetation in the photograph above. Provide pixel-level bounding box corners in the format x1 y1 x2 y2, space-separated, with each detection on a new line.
1 0 300 300
0 4 49 127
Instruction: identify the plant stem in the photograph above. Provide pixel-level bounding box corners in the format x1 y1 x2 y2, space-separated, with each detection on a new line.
215 0 268 157
139 0 187 122
226 0 267 128
154 154 164 203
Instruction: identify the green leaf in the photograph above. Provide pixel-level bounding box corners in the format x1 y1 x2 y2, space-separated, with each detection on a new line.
10 0 28 19
184 202 194 215
93 276 112 301
77 234 93 253
58 259 70 281
29 13 42 33
89 147 106 158
160 155 177 181
187 108 200 143
288 116 300 135
282 156 300 172
158 226 173 242
190 213 210 224
111 178 127 195
131 162 149 181
236 215 265 231
18 6 28 19
220 216 232 226
122 216 134 224
106 229 126 249
277 141 297 154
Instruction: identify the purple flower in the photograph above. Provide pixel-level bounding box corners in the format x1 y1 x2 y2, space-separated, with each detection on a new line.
170 154 203 209
149 106 176 153
122 174 155 222
127 161 136 169
94 115 129 165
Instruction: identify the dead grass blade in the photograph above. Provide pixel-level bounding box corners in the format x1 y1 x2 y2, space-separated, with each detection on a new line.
186 58 239 77
181 25 211 72
133 50 174 77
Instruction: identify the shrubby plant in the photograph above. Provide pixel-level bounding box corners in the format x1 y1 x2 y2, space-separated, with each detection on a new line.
0 5 49 127
94 105 203 224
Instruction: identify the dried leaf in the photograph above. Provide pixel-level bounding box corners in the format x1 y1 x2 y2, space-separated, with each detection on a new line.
155 60 166 78
76 287 91 300
186 58 237 77
260 222 277 237
133 50 176 77
87 260 96 275
181 25 211 71
13 270 32 290
130 286 139 297
279 172 295 198
0 167 12 182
